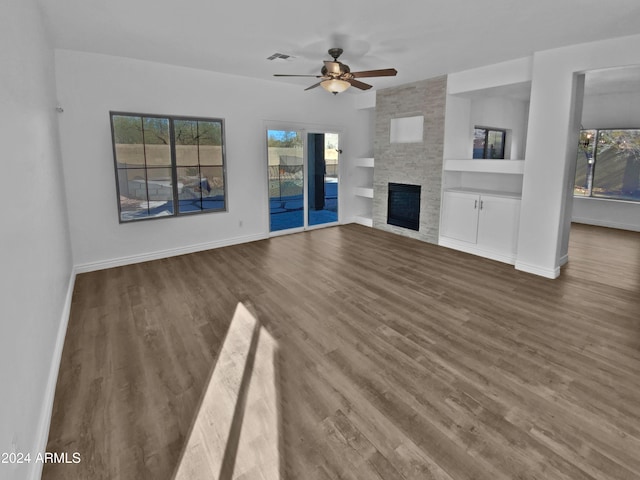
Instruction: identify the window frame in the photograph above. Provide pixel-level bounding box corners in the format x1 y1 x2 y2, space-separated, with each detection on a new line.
473 126 506 159
110 111 228 223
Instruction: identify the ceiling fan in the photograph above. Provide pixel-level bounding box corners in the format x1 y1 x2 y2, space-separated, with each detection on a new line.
274 48 397 94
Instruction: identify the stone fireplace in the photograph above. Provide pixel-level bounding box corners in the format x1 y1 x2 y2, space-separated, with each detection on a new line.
373 76 447 244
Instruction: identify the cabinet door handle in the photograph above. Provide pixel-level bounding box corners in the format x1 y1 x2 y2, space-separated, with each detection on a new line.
474 200 478 209
480 200 484 210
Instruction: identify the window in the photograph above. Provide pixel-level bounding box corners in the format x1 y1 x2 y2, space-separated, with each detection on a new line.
110 112 226 222
473 127 506 159
574 129 640 202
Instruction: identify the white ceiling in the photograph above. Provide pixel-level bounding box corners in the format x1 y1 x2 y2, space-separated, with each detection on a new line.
36 0 640 94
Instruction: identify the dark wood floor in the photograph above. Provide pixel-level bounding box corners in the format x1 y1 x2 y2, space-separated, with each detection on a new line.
44 223 640 480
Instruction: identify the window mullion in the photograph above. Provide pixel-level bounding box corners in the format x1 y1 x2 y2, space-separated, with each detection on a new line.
484 130 490 158
197 121 203 210
169 118 179 216
141 116 151 217
589 129 599 197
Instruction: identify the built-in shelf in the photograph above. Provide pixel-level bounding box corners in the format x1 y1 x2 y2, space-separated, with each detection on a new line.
352 157 374 227
444 159 525 174
355 187 374 198
353 157 374 168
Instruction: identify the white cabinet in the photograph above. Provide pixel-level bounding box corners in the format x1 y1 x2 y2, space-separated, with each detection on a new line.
440 189 521 264
441 191 479 242
476 194 520 255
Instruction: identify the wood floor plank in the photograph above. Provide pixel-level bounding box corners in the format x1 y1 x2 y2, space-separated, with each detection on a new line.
44 223 640 479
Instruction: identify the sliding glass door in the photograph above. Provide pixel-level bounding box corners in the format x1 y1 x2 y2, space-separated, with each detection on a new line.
268 129 304 232
267 128 339 234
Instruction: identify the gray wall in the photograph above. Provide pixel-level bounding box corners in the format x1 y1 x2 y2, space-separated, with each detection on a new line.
373 76 447 244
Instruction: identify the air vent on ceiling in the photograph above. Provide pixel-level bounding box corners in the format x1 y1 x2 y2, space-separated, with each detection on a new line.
267 52 293 61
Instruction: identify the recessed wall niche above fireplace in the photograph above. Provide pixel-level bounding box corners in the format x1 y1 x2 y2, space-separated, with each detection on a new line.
387 183 421 231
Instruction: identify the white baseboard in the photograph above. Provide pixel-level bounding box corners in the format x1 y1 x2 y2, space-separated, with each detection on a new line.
353 215 373 227
30 268 77 480
558 253 569 267
572 217 640 232
75 233 268 273
514 260 560 279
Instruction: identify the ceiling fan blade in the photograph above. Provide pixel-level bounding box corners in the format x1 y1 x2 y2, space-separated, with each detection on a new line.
304 81 323 91
274 74 322 77
351 68 398 78
348 79 373 90
323 61 342 75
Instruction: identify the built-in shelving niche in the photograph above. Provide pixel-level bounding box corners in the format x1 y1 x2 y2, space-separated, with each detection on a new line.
443 159 525 198
353 157 374 226
440 69 532 263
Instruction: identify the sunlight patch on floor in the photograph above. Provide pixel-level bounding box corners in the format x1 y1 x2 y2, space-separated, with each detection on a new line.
173 302 280 480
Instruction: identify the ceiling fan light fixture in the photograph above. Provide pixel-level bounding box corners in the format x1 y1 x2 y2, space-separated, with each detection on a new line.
321 78 350 95
274 48 396 93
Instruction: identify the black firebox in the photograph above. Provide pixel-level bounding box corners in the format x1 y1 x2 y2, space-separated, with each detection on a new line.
387 183 421 231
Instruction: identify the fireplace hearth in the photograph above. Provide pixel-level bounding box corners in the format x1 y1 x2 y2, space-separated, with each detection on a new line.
387 183 421 231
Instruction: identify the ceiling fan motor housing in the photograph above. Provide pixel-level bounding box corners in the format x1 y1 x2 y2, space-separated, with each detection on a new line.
321 63 351 78
328 48 343 60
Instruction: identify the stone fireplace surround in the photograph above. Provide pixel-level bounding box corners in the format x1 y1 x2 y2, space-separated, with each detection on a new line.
373 76 447 244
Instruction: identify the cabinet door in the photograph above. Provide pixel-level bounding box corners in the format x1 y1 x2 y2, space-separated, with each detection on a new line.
441 191 480 243
476 195 520 254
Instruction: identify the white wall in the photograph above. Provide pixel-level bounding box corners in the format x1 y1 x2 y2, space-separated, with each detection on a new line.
443 94 472 159
517 33 640 278
582 91 640 128
572 197 640 231
0 1 73 479
55 50 365 270
442 95 529 160
447 57 532 95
